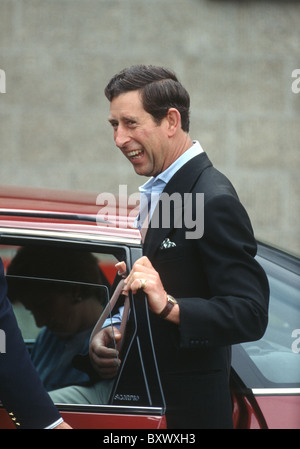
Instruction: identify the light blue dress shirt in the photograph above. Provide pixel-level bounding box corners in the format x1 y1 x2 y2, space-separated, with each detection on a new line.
136 140 203 229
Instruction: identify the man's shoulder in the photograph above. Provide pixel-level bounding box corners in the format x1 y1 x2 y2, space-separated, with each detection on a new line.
165 152 239 202
194 163 238 202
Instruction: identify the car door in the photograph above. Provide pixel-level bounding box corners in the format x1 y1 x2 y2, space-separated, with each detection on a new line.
0 234 166 429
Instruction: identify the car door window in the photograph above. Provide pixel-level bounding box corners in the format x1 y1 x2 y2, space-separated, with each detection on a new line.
1 242 165 413
233 254 300 388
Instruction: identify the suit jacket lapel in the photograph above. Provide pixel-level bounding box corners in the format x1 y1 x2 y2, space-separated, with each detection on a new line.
143 152 212 258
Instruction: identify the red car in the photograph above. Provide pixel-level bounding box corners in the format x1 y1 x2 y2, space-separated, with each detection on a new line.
0 185 299 429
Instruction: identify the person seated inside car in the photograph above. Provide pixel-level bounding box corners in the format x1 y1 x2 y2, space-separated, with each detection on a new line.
6 246 108 392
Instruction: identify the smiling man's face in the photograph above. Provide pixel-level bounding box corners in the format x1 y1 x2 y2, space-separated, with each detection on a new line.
108 90 171 178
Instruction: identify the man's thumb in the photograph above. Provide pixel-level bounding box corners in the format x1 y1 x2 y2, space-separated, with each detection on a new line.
113 329 122 340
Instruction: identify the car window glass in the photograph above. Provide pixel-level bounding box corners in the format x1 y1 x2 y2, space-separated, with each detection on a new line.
240 256 300 387
9 277 109 391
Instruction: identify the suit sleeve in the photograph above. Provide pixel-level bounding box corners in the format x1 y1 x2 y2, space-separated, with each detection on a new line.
178 194 269 348
0 258 62 429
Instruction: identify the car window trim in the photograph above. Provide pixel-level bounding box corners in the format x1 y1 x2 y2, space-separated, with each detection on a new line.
0 209 102 224
252 388 300 396
0 233 135 262
55 403 165 415
5 274 110 293
0 226 141 246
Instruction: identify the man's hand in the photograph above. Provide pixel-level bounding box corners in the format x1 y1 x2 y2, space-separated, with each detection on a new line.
89 326 122 379
119 257 180 324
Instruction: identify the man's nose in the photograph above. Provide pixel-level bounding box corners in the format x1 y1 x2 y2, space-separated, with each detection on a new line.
114 125 130 149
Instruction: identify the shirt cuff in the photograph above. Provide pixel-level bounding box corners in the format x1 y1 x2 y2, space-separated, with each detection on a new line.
102 306 123 329
44 417 64 429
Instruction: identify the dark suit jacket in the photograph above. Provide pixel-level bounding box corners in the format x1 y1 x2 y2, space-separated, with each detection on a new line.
143 152 269 428
0 258 61 428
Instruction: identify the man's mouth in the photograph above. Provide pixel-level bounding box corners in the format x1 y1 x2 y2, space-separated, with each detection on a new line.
127 149 144 160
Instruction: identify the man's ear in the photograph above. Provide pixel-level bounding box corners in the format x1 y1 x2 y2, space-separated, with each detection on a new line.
165 108 181 137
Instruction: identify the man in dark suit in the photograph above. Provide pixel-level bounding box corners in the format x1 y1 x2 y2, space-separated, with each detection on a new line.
90 65 269 428
0 257 71 429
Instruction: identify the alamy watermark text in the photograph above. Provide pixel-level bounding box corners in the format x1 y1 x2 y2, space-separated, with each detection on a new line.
291 69 300 94
0 69 6 93
0 329 6 353
96 185 204 239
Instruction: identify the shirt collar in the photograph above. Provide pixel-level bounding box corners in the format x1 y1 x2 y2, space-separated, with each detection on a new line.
139 140 204 195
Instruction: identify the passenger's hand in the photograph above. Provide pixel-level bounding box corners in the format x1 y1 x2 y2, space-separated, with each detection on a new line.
115 261 127 278
89 326 121 379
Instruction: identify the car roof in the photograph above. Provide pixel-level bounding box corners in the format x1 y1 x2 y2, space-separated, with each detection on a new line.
0 185 141 245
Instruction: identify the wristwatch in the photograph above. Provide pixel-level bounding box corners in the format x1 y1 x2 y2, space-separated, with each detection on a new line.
159 294 178 319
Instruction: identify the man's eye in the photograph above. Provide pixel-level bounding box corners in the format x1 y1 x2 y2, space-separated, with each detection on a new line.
111 122 118 129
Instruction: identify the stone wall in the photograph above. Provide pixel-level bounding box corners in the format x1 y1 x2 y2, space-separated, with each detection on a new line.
0 0 299 255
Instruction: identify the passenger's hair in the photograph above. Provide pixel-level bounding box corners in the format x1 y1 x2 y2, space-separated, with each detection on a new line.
105 64 190 132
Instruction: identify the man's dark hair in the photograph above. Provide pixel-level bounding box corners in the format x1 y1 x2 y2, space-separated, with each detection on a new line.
104 65 190 132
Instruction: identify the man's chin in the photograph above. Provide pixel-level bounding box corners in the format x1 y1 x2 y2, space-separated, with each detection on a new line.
133 165 151 177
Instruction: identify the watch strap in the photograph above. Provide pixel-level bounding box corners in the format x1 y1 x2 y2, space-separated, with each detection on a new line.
159 294 177 319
